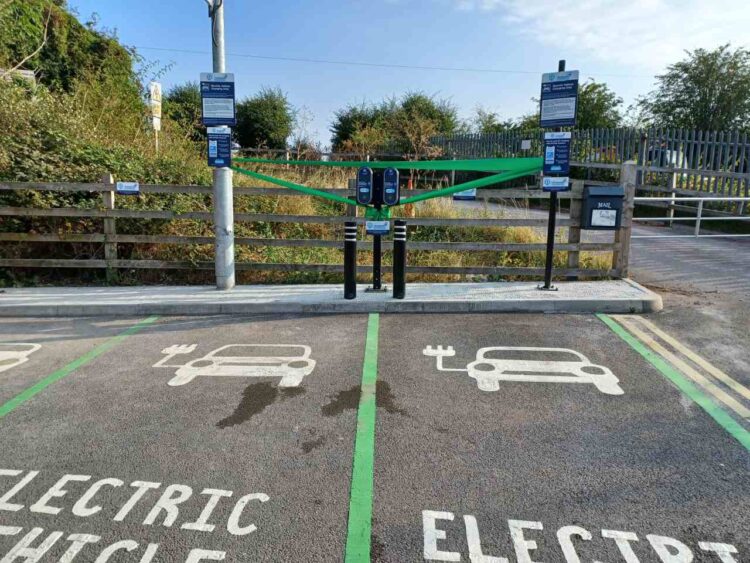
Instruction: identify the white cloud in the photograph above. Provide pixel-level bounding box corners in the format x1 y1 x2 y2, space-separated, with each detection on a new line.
452 0 750 72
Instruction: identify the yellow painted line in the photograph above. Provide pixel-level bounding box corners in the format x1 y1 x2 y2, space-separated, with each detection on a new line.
627 316 750 402
612 315 750 420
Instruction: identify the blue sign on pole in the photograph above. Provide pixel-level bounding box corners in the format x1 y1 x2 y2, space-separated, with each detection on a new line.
200 73 236 127
383 167 400 206
540 70 579 128
356 167 373 205
543 132 572 175
207 127 232 168
542 176 570 192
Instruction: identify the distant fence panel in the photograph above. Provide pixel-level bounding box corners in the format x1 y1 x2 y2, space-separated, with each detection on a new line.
430 127 750 213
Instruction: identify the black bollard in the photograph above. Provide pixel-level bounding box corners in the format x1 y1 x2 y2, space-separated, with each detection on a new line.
344 221 357 299
393 220 407 299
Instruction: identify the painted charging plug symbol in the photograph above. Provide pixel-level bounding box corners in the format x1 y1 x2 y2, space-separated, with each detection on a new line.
154 344 315 387
423 345 624 395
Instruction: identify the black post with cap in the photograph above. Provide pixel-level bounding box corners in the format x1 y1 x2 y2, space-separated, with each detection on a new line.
344 221 357 299
393 220 407 299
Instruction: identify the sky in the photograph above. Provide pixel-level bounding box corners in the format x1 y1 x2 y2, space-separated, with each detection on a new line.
68 0 750 147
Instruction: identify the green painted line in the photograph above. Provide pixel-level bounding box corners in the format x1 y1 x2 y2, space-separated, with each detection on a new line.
345 313 380 563
0 316 160 419
598 314 750 452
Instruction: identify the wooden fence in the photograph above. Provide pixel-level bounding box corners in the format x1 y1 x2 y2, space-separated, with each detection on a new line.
0 164 638 282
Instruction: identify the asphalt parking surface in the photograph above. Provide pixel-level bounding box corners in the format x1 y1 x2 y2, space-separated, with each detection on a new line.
0 313 748 562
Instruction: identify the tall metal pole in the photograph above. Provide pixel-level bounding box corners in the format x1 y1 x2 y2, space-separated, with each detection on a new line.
209 0 235 289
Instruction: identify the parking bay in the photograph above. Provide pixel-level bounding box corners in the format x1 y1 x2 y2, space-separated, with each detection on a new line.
0 315 368 562
374 314 750 562
0 313 748 562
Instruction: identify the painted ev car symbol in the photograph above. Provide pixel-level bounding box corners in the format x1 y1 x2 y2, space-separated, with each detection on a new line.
423 345 623 395
154 344 316 387
0 343 41 374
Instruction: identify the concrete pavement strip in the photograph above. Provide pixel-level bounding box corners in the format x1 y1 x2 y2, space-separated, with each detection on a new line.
0 280 662 316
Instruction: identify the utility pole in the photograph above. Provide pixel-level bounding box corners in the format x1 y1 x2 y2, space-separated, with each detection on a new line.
206 0 235 289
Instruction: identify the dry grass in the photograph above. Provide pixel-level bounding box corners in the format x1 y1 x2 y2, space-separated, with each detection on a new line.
224 166 613 284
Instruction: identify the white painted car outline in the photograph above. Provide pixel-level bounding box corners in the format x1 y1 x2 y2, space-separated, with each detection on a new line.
0 343 42 374
423 345 623 395
157 344 315 387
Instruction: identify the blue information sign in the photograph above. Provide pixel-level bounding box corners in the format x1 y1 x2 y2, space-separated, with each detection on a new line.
383 167 400 206
543 132 572 175
207 127 232 168
200 73 236 127
366 220 390 236
356 167 373 205
540 70 579 128
542 176 570 192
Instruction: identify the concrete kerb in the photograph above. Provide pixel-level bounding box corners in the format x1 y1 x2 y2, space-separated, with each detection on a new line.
0 280 662 316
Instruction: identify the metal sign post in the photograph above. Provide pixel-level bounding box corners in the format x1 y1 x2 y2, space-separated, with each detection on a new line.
539 60 577 291
204 0 235 290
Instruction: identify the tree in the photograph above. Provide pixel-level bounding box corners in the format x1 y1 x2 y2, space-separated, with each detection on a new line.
329 92 459 151
235 87 294 149
330 103 382 150
576 81 623 129
163 82 204 142
473 107 515 133
638 44 750 131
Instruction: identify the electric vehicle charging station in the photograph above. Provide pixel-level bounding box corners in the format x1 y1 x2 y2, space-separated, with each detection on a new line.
231 156 543 300
359 167 402 293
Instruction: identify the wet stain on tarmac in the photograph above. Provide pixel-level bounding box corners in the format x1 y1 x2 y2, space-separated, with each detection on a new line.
321 382 409 417
321 385 361 416
376 381 409 416
217 382 306 428
301 436 326 453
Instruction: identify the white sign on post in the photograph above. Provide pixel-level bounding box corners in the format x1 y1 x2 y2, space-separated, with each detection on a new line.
542 176 570 191
149 81 162 132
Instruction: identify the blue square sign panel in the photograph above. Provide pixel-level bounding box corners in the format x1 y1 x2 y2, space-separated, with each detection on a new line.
540 70 579 128
207 127 232 167
200 73 236 127
543 132 572 175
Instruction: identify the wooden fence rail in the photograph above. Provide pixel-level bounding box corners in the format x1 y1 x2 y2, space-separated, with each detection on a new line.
0 164 637 281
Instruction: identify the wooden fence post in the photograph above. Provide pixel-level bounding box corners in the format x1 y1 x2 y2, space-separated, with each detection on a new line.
101 173 117 283
566 180 584 279
613 161 637 278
